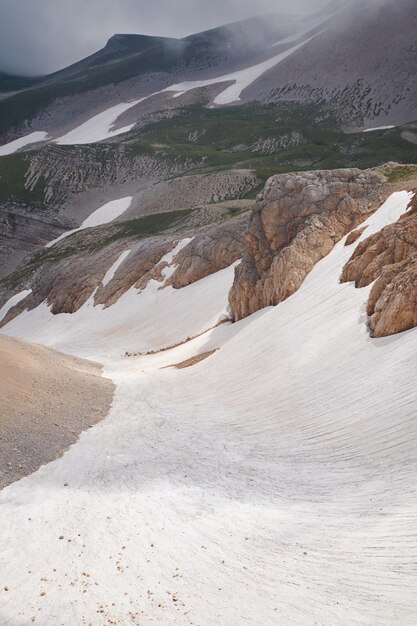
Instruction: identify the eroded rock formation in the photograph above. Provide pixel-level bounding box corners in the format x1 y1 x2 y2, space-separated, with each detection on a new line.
0 213 246 324
229 169 386 321
341 192 417 337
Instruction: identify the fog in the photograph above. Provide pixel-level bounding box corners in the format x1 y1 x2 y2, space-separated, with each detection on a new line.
0 0 331 76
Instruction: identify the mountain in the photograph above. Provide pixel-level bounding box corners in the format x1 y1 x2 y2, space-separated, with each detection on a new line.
249 0 417 128
1 164 417 624
1 4 417 624
1 0 417 143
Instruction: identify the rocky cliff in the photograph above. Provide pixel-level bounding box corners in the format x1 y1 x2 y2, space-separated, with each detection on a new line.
229 168 385 321
341 192 417 337
0 211 247 325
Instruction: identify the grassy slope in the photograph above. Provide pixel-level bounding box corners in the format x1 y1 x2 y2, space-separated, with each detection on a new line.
1 102 416 209
128 102 417 181
0 153 46 206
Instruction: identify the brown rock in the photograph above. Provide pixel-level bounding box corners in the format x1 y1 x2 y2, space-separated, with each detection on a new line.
341 191 417 337
229 169 385 321
0 213 247 325
345 226 368 246
167 216 246 289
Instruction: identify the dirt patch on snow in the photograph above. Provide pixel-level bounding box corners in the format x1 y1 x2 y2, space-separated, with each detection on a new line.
166 350 218 370
0 334 114 489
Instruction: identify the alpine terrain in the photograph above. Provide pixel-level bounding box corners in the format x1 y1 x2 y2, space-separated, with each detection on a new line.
0 0 417 624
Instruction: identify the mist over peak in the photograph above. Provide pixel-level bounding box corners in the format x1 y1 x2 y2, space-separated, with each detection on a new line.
0 0 331 76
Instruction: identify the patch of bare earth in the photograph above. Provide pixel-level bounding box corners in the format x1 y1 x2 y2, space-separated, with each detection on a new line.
0 334 114 489
166 350 218 370
124 319 230 357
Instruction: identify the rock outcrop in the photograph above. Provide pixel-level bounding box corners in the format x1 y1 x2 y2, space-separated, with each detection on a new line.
341 192 417 337
229 169 385 321
167 216 246 288
345 226 368 246
0 213 247 324
0 202 68 279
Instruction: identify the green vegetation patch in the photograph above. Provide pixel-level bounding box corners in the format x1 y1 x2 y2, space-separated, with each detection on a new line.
375 163 417 183
127 102 417 186
0 153 45 205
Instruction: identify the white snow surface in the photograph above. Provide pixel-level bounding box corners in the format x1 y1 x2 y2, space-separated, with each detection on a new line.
0 37 316 156
1 192 417 624
0 289 31 323
46 196 132 248
163 35 318 105
363 125 395 132
54 99 148 145
0 131 49 156
101 249 131 288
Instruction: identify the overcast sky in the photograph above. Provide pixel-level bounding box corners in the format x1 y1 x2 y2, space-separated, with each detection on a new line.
0 0 330 76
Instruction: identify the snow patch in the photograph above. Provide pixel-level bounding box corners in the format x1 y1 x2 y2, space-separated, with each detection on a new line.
162 36 318 106
0 289 32 322
46 196 132 248
101 250 131 287
54 99 149 145
363 125 395 132
0 131 49 156
159 237 193 282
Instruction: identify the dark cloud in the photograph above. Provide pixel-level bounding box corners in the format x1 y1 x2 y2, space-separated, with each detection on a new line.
0 0 329 76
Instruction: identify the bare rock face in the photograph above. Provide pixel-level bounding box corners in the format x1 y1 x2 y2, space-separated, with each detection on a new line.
167 216 246 289
345 226 368 246
0 214 247 325
229 169 385 321
341 192 417 337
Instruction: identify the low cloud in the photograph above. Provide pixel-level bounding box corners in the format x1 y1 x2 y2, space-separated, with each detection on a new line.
0 0 329 76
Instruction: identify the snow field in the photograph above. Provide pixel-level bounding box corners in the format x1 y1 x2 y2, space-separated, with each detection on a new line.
0 131 49 156
46 196 133 248
1 192 417 624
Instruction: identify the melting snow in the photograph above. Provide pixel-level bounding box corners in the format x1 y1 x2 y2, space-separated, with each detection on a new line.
363 125 395 132
101 249 131 287
0 289 31 323
46 196 132 248
1 192 417 624
54 99 149 145
0 131 49 156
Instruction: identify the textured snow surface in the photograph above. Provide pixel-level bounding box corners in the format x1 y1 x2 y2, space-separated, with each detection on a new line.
0 289 31 323
46 197 132 248
0 131 49 155
1 193 417 625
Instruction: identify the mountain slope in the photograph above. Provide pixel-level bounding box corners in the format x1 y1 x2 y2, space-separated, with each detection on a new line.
1 7 417 623
247 0 417 127
0 333 113 489
1 179 417 624
6 0 417 143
